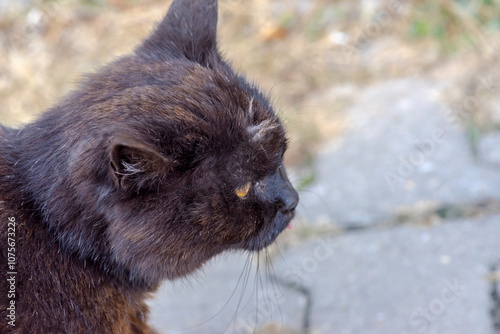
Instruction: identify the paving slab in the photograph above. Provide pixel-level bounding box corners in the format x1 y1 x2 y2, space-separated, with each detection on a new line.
148 214 500 334
274 215 500 334
296 78 500 227
479 132 500 167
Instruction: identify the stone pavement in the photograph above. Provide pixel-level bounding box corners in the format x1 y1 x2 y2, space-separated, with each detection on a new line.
149 215 500 334
148 78 500 333
297 78 500 227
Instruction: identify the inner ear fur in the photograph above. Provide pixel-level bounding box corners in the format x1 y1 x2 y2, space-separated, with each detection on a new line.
109 135 170 189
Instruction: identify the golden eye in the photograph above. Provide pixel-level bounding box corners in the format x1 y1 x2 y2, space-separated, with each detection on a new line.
235 182 251 198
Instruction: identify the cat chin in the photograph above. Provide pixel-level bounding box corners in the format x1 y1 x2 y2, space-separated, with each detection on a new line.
242 211 295 251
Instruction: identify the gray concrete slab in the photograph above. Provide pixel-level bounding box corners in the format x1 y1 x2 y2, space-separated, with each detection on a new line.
296 78 500 227
275 215 500 334
479 132 500 167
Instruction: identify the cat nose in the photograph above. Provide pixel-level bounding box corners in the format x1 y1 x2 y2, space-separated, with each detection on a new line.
281 185 299 215
275 166 299 215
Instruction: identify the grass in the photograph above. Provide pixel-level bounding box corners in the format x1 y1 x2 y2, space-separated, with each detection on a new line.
407 0 500 54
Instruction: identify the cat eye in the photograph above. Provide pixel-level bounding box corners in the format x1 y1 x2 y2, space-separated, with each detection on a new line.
235 182 251 198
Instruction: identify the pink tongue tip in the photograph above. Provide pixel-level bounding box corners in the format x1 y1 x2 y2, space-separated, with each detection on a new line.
287 223 293 230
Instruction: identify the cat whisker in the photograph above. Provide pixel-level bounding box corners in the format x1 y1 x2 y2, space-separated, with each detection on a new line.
225 252 255 333
179 253 253 332
273 239 287 265
265 247 285 330
253 250 261 333
268 79 287 100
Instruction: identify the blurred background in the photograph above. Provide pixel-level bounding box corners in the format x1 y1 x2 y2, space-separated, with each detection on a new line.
1 0 500 333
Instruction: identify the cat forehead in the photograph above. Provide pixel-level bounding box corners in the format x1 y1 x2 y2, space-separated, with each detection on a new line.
104 70 283 148
245 98 280 142
95 60 274 125
157 63 278 128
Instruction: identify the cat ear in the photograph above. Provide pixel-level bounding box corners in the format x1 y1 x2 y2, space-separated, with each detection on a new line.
137 0 218 63
109 136 170 190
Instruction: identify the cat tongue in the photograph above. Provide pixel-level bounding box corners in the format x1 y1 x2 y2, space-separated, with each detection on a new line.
287 223 293 229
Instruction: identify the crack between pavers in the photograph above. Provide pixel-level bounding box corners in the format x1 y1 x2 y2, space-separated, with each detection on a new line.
490 262 500 334
265 199 500 332
293 199 500 241
268 273 312 334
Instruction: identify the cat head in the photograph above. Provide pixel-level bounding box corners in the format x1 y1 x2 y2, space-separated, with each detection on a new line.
24 0 298 285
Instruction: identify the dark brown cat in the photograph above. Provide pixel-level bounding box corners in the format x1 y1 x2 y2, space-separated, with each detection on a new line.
0 0 298 333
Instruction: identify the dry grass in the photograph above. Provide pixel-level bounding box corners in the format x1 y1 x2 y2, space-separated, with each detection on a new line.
1 0 500 166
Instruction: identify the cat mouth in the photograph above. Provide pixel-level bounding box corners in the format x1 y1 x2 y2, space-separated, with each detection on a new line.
244 209 296 251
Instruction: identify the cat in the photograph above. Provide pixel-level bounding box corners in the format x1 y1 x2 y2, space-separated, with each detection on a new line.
0 0 299 333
